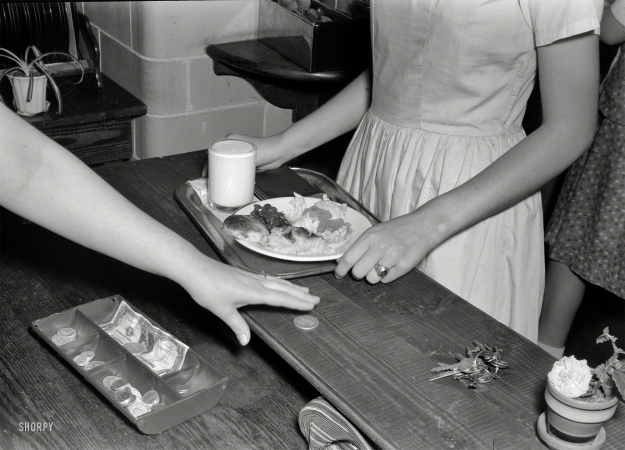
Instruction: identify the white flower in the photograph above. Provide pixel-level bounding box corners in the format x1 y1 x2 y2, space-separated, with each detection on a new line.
548 356 592 398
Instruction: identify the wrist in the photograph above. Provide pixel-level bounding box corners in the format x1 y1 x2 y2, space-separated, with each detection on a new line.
277 129 307 161
157 238 210 288
412 194 463 247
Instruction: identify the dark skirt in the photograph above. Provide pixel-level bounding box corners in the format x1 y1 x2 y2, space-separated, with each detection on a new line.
545 115 625 299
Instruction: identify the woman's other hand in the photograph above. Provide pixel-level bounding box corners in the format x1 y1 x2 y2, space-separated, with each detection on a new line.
334 206 447 284
226 133 294 171
180 257 320 345
201 133 293 177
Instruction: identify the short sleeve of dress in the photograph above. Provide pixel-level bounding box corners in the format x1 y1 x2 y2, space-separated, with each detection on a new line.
519 0 601 47
611 0 625 26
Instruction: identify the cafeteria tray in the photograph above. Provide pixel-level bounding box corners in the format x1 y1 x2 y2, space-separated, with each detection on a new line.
31 295 228 434
174 167 378 279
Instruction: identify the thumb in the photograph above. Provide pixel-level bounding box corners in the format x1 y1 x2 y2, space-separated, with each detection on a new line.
222 309 252 346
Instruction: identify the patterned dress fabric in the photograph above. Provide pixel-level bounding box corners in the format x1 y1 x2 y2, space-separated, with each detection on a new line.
336 0 600 341
545 42 625 299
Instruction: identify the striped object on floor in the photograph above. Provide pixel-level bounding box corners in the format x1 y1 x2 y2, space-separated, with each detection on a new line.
299 397 375 450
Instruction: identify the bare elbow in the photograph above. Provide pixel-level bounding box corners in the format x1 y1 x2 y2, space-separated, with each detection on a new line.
542 117 597 162
574 118 598 158
600 34 624 46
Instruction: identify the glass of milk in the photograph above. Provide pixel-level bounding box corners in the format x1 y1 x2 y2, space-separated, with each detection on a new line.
208 139 257 212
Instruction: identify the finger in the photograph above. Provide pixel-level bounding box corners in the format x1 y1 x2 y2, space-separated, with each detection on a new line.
218 307 252 346
249 274 317 303
230 270 318 306
350 251 384 280
242 276 320 308
250 286 319 310
365 261 400 284
365 266 383 284
380 265 411 283
263 279 320 306
335 238 369 278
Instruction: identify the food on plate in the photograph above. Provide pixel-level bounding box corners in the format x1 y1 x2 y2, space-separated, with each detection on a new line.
249 203 292 232
285 194 351 244
225 194 353 256
223 215 269 243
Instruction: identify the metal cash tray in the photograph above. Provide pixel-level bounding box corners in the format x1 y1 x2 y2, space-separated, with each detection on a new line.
31 295 228 434
174 168 378 279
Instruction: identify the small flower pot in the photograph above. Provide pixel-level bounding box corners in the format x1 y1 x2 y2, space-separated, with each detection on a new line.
544 381 618 444
8 73 49 116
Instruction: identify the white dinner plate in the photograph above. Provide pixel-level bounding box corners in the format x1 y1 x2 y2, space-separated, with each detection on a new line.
232 197 372 262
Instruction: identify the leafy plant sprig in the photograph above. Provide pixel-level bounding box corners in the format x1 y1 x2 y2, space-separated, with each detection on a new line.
582 328 625 401
0 45 84 114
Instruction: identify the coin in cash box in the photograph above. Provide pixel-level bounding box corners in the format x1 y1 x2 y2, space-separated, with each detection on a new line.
103 376 120 389
128 386 143 401
150 403 165 411
73 354 88 366
58 328 76 338
123 342 146 354
176 384 191 394
143 390 160 405
114 389 135 407
294 315 319 330
51 329 76 346
82 351 95 360
110 378 129 391
85 361 105 371
128 400 150 417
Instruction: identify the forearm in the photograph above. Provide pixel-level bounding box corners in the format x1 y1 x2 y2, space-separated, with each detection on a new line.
414 33 599 246
278 67 372 158
423 122 596 244
0 104 203 285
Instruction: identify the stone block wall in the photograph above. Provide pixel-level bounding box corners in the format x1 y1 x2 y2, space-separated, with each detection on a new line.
79 1 292 159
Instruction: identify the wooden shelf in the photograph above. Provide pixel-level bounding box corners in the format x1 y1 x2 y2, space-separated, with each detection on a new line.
2 73 146 166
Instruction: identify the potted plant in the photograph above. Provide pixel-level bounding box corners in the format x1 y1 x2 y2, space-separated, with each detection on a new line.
0 45 83 116
538 328 624 449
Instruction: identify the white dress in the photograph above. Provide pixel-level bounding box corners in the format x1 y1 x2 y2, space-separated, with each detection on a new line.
336 0 600 341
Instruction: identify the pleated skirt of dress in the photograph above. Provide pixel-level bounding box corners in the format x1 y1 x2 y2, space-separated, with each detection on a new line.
337 110 545 342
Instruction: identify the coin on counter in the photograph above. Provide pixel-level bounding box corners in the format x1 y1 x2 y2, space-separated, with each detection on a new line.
103 376 121 390
73 354 89 366
110 378 130 391
123 342 146 354
176 384 191 394
85 361 105 371
142 390 160 406
294 315 319 330
114 389 135 407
